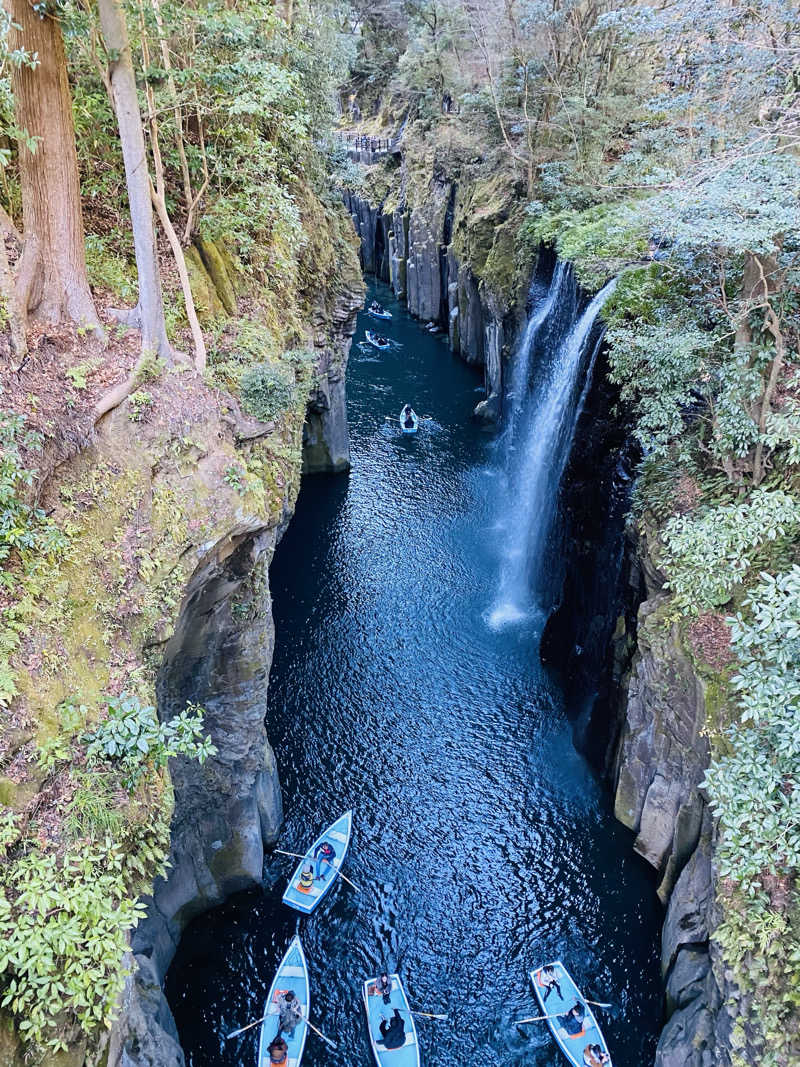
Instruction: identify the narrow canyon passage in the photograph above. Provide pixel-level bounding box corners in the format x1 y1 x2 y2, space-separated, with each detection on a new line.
166 281 662 1066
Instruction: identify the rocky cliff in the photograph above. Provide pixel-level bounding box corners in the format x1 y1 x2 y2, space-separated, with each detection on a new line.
0 206 362 1065
610 539 746 1067
342 144 532 420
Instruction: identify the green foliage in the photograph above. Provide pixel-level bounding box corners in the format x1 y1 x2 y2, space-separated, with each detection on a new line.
0 842 146 1053
239 362 297 423
65 358 101 391
523 201 650 288
607 319 713 457
2 689 211 1052
128 390 153 423
223 463 245 492
36 698 88 773
0 406 69 708
763 399 800 471
702 566 800 1065
84 692 216 792
84 234 137 302
660 490 800 615
66 771 125 839
134 354 165 385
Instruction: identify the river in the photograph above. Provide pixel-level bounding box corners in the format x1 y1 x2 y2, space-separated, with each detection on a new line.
165 279 662 1066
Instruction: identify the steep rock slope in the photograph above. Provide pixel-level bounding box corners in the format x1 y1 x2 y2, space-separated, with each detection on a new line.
0 210 362 1065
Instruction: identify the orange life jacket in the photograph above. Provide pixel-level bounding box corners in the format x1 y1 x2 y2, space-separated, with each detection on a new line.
298 867 313 893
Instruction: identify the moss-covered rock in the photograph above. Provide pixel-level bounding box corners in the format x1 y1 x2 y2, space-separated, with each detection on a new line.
185 246 226 322
195 237 238 316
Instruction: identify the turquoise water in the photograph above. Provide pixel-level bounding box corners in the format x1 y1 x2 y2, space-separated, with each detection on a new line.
166 280 662 1066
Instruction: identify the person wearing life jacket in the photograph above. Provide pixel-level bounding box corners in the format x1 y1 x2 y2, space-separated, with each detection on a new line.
538 964 563 1003
267 1036 289 1065
559 1001 586 1038
313 841 336 880
583 1043 609 1066
276 989 303 1037
297 864 314 893
369 972 393 1004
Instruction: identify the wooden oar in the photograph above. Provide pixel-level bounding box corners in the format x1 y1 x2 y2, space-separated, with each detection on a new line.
515 999 612 1025
305 1018 338 1049
225 1014 337 1049
410 1010 448 1020
273 848 362 892
226 1014 269 1039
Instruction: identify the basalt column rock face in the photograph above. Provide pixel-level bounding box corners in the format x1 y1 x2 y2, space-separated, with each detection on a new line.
141 528 284 974
613 593 709 904
610 541 747 1066
341 184 514 418
302 268 363 475
117 524 285 1067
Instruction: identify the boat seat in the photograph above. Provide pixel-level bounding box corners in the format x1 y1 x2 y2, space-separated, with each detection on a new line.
282 966 306 978
329 829 348 844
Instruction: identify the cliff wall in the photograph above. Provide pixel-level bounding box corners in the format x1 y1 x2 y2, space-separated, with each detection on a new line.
342 147 532 421
610 546 746 1067
0 206 362 1065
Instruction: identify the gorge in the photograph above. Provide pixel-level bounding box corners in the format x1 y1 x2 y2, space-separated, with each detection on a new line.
165 276 663 1066
1 4 797 1067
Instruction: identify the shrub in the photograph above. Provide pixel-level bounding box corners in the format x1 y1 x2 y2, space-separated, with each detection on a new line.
84 692 216 792
239 362 297 422
659 489 800 614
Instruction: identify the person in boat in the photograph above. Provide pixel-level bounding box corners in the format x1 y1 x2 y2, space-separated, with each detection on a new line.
267 1036 289 1065
369 972 393 1003
401 404 415 427
377 1007 406 1049
369 300 385 314
375 335 388 346
539 965 563 1003
313 840 336 880
276 989 303 1037
583 1043 610 1066
558 1001 586 1036
297 863 314 893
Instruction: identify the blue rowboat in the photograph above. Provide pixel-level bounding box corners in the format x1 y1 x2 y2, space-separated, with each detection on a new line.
362 973 421 1067
400 408 419 434
530 961 612 1067
257 936 309 1067
366 330 390 350
282 811 352 914
368 303 392 320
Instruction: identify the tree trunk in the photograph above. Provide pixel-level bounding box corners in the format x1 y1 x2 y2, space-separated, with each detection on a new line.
5 0 101 328
0 232 27 363
97 0 170 361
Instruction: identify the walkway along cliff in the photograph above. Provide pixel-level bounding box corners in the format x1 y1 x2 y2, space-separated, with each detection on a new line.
342 145 738 1067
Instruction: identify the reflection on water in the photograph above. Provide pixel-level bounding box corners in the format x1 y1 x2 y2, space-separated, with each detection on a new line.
166 282 662 1066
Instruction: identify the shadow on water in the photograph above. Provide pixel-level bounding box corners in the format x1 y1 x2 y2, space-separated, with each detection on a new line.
166 281 663 1066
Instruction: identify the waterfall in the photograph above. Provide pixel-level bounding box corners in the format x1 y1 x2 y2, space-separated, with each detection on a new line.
502 260 570 446
488 274 618 630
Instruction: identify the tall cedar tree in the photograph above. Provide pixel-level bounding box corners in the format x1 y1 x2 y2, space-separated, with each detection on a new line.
6 0 100 327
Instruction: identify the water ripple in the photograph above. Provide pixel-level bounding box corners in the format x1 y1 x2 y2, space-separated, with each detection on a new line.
166 281 662 1067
